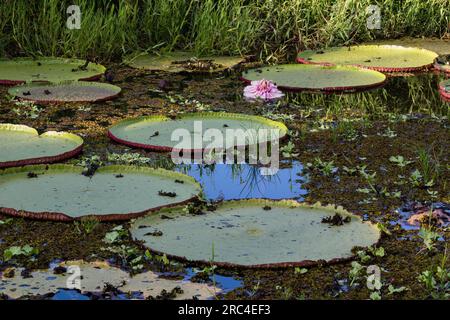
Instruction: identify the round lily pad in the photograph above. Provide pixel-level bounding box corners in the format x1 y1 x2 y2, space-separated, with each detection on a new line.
0 124 83 168
131 200 381 268
0 57 106 85
108 112 288 152
439 79 450 102
8 81 121 104
0 165 202 221
241 64 386 92
125 51 244 73
297 45 439 72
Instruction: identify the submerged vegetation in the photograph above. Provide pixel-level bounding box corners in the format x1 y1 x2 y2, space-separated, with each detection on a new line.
0 0 448 61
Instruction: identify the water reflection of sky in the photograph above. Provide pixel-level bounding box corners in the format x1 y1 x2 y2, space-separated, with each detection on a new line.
175 161 307 201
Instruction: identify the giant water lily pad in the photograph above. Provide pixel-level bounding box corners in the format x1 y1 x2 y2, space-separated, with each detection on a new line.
0 57 106 85
242 64 386 92
297 45 438 72
108 112 288 152
439 79 450 101
0 165 201 221
0 261 218 299
371 38 450 55
8 81 121 104
125 51 244 73
131 200 381 268
0 124 83 168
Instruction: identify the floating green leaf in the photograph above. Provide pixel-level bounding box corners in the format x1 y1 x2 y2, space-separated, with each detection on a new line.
108 112 287 151
131 200 380 268
0 124 83 168
125 51 244 73
0 164 202 221
8 81 121 103
297 45 438 72
242 64 386 92
0 57 106 84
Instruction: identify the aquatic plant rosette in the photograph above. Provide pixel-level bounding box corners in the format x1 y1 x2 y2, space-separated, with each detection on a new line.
131 199 381 268
241 64 386 93
108 112 288 152
125 51 244 73
297 45 439 72
0 165 202 221
0 124 83 168
439 79 450 102
243 79 284 101
0 57 106 85
8 81 121 104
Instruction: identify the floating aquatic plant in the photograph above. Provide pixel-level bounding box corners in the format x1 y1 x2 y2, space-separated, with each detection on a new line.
243 79 284 101
108 112 287 152
131 199 380 268
125 51 244 73
0 57 106 85
8 81 121 104
0 261 218 299
0 124 83 168
297 45 438 72
242 64 386 93
0 164 202 221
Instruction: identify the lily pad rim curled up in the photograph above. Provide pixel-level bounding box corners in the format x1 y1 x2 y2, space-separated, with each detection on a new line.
130 199 382 269
0 164 202 222
0 124 83 168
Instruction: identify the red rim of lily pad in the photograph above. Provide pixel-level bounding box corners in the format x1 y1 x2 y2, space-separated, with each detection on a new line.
296 45 438 72
439 79 450 102
108 113 288 152
240 64 387 93
130 199 382 269
0 124 84 168
8 81 121 104
0 165 202 222
434 60 450 74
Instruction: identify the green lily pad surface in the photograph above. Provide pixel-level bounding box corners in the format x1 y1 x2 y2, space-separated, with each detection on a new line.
0 165 201 221
126 51 244 73
8 81 121 103
131 200 381 267
297 45 438 72
0 57 106 85
0 124 83 168
242 64 386 92
108 112 288 151
371 38 450 55
439 79 450 101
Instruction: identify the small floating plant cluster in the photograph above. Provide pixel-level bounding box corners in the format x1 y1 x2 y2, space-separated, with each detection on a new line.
0 44 448 299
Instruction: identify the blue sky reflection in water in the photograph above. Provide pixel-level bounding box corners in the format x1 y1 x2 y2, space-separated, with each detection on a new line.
175 161 307 201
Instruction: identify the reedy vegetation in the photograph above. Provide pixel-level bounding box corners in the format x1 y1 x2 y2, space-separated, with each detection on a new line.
0 0 448 61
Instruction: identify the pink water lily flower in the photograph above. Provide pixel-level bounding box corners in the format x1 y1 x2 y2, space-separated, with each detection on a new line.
244 79 284 101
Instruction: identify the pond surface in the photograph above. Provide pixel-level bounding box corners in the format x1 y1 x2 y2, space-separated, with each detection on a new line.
0 42 449 300
175 161 307 201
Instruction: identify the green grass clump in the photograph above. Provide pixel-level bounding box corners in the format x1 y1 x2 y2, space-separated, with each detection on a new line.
0 0 448 61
